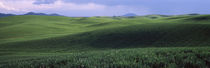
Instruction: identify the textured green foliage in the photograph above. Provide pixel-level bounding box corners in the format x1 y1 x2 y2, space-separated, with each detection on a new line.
0 47 210 68
0 15 210 68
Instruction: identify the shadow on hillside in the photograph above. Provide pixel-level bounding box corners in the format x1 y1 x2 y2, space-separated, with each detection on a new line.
72 24 210 48
1 23 210 49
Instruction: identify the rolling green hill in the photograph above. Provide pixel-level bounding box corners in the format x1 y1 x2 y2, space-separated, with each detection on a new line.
0 15 210 68
0 15 152 44
0 15 210 51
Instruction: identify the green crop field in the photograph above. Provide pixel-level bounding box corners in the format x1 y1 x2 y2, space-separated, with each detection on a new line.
0 15 210 68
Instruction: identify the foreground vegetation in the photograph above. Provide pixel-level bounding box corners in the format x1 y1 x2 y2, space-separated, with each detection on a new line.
0 14 210 68
0 47 210 68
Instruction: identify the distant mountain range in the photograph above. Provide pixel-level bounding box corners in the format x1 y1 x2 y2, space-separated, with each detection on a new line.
0 12 201 18
0 13 16 17
24 12 62 16
0 12 63 17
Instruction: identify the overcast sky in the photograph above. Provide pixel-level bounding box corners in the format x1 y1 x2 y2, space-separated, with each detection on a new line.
0 0 210 16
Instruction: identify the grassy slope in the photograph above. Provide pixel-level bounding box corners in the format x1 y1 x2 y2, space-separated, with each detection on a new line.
0 15 210 68
0 15 210 52
0 15 151 44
